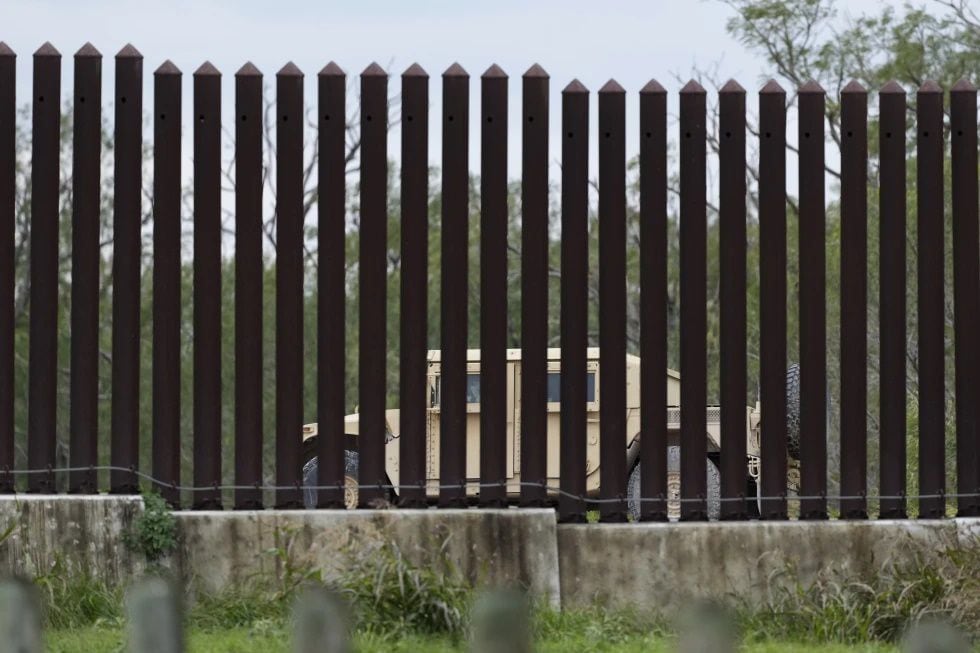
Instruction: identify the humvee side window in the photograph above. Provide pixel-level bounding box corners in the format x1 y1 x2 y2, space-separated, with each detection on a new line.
429 374 481 406
546 372 597 403
466 374 481 403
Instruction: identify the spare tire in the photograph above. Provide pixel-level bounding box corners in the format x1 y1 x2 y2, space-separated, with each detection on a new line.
627 446 720 521
302 450 359 509
786 363 801 459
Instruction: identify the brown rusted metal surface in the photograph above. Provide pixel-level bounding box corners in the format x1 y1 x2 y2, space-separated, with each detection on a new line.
153 59 182 507
521 64 549 507
234 62 263 510
678 80 707 521
69 44 102 495
559 79 589 523
480 64 507 507
878 81 907 519
358 63 388 507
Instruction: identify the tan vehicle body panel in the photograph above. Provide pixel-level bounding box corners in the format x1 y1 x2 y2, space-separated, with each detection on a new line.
302 348 762 498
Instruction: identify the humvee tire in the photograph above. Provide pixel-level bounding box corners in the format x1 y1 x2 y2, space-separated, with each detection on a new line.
786 363 801 459
302 451 359 509
627 446 721 521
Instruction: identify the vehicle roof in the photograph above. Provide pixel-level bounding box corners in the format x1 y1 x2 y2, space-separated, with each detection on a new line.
425 348 682 381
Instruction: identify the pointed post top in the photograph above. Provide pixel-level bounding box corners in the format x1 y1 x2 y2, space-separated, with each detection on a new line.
443 62 468 78
523 63 548 78
0 42 14 57
482 63 507 79
841 79 867 94
361 62 386 77
277 61 303 77
640 79 666 94
719 79 745 94
75 42 101 58
879 80 905 95
760 79 785 94
319 61 344 77
951 77 976 92
194 61 221 76
402 62 427 78
154 59 181 76
680 79 705 94
562 79 588 94
34 42 60 58
599 78 625 94
235 61 261 77
918 79 942 94
799 79 825 94
116 43 142 59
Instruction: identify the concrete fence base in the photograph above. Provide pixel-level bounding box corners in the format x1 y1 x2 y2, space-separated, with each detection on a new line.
0 496 977 612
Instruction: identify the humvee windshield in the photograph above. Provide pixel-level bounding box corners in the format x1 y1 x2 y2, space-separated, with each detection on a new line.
431 372 596 405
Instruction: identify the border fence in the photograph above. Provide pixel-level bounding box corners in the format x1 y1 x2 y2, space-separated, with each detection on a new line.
0 41 978 522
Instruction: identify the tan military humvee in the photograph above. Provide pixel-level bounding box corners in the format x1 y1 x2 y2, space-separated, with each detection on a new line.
302 348 781 519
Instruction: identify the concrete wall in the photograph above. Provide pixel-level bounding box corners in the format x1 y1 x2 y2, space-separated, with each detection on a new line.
0 496 977 613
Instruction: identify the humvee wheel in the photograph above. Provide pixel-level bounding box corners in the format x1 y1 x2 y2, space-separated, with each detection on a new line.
302 450 359 510
627 446 721 521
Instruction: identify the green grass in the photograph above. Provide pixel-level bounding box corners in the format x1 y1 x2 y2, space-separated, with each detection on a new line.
45 625 900 653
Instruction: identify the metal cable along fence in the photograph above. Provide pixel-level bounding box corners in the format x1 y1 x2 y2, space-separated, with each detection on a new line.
0 42 978 523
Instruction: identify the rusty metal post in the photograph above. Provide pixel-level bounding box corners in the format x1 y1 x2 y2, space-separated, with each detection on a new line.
798 81 828 520
951 79 980 518
358 63 388 508
678 80 707 521
234 62 263 510
759 80 787 520
69 44 102 494
399 64 428 508
718 80 746 520
559 79 589 523
109 44 142 494
916 81 945 519
639 79 668 521
27 43 61 493
598 79 627 522
878 81 907 519
152 60 182 507
192 62 222 509
480 64 507 507
521 64 549 507
439 63 469 507
839 80 868 519
0 43 12 493
317 62 347 509
275 62 304 509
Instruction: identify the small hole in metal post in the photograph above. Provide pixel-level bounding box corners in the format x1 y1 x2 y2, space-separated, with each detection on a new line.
121 96 127 104
646 131 652 138
159 113 165 120
38 95 44 102
725 131 731 138
241 114 247 122
366 115 372 121
406 115 413 122
804 132 810 139
885 132 891 138
604 131 611 138
198 114 205 122
486 116 493 123
448 115 454 122
80 96 86 103
847 131 853 137
765 132 772 138
323 114 330 121
567 131 573 138
685 131 691 138
958 130 964 136
923 131 929 137
528 115 534 123
283 115 289 122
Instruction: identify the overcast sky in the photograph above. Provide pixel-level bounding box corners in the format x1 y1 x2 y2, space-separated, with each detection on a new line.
4 0 888 195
